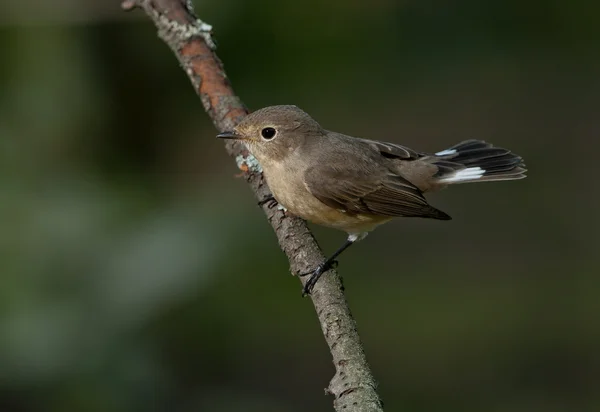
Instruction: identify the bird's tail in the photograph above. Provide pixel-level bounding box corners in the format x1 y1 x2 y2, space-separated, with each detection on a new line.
430 140 527 184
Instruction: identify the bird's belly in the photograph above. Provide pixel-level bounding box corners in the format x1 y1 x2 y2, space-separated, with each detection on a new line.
301 206 391 234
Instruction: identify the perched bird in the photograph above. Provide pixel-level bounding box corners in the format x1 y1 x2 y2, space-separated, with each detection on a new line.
218 105 526 295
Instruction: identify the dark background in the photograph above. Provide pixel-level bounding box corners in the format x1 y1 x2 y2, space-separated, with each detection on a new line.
1 1 599 411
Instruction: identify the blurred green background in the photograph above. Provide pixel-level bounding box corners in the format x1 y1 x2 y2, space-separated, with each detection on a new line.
1 1 599 411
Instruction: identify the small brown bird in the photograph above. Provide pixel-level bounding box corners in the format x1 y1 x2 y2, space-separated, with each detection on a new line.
218 105 526 295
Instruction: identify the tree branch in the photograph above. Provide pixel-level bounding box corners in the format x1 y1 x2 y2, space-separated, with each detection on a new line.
122 1 384 410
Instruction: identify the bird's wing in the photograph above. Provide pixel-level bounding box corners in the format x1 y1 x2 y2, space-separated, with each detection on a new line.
304 165 451 220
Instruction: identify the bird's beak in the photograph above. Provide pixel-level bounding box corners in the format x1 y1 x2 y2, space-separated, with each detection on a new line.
216 131 242 140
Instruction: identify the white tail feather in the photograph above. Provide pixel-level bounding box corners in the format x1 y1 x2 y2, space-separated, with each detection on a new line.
435 149 457 156
438 167 485 183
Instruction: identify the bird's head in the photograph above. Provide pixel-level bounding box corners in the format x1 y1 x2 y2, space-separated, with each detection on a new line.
217 105 323 163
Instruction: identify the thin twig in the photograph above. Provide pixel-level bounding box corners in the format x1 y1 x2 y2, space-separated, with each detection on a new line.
123 1 384 410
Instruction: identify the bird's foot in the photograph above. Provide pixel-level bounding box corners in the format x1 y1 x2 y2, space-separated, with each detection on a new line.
257 194 278 209
299 260 338 296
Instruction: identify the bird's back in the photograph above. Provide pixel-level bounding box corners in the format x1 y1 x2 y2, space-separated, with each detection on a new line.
305 131 439 192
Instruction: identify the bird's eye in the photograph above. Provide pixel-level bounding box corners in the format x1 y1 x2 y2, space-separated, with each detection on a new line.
261 127 277 140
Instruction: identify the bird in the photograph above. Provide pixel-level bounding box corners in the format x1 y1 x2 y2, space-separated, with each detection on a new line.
217 105 526 295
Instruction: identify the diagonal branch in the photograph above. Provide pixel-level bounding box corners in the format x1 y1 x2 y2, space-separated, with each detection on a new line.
122 1 384 410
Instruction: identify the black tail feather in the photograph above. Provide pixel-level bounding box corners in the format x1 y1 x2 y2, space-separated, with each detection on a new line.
432 140 527 184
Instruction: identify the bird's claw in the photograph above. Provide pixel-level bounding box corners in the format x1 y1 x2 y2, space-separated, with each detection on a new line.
302 274 320 297
257 195 278 209
300 260 338 296
298 260 338 277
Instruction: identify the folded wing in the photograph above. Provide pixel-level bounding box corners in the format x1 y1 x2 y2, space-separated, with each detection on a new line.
304 165 451 220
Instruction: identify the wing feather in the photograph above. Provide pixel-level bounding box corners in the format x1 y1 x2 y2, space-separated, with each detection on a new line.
304 166 450 220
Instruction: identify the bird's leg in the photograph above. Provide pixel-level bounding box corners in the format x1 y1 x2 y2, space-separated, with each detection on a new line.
300 236 358 296
257 194 278 209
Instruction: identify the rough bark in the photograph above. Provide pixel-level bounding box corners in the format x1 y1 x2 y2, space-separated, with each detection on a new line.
122 1 384 410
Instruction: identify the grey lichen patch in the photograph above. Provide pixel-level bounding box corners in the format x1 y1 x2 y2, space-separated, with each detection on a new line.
183 0 195 13
152 8 216 49
236 153 263 173
200 94 212 111
192 19 216 49
215 96 246 121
